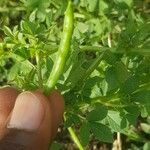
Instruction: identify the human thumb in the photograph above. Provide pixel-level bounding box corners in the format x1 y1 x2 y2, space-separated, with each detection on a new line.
0 91 54 150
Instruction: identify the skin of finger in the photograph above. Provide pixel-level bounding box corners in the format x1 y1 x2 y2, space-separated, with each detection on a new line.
0 91 50 150
28 91 53 150
0 87 20 139
34 89 65 138
0 89 64 150
29 90 64 149
48 90 65 139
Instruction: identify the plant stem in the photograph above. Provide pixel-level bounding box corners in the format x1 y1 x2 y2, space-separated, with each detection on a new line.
74 13 85 19
36 52 43 90
84 52 104 80
1 43 150 55
88 96 127 108
108 34 112 48
108 34 122 150
0 7 25 12
117 132 122 150
68 126 84 150
80 45 108 52
64 114 84 150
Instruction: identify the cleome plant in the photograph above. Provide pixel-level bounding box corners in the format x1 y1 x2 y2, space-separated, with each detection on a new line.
0 0 150 149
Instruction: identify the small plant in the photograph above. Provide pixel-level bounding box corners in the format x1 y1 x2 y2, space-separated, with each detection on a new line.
0 0 150 149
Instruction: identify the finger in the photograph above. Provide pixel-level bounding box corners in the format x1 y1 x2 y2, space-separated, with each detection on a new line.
30 90 64 148
29 91 52 150
0 91 49 150
0 90 64 150
48 90 65 139
0 87 19 139
34 89 65 135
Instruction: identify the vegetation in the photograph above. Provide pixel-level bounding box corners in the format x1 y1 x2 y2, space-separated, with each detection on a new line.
0 0 150 149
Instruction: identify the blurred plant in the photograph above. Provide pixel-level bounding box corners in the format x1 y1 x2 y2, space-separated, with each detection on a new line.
0 0 150 149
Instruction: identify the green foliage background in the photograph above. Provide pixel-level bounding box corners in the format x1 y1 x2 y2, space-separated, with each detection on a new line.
0 0 150 149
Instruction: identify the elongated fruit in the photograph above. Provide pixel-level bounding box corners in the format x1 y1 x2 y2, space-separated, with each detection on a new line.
46 1 74 93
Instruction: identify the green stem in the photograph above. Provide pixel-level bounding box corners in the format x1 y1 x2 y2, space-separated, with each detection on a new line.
1 43 150 55
80 45 108 52
64 115 84 150
84 53 104 80
76 91 135 110
0 7 25 12
68 127 84 150
78 95 127 108
132 82 150 94
74 13 85 19
36 52 43 89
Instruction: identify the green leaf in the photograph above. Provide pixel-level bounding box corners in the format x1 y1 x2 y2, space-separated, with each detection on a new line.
44 56 53 79
65 52 87 88
50 142 62 150
107 111 122 132
143 142 150 150
124 105 139 116
131 90 150 104
77 22 89 33
87 0 98 12
14 47 30 60
79 122 90 146
140 123 150 134
105 61 130 92
103 50 117 65
140 106 149 118
87 104 108 122
105 66 119 92
64 113 81 128
121 76 139 94
90 122 113 143
99 0 109 14
3 26 14 38
21 21 39 35
123 105 139 125
115 62 130 84
8 62 21 81
125 113 138 125
146 105 150 116
82 76 102 98
124 0 133 7
115 0 133 8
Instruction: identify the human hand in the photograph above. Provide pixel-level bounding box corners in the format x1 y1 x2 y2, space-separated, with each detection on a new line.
0 87 64 150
